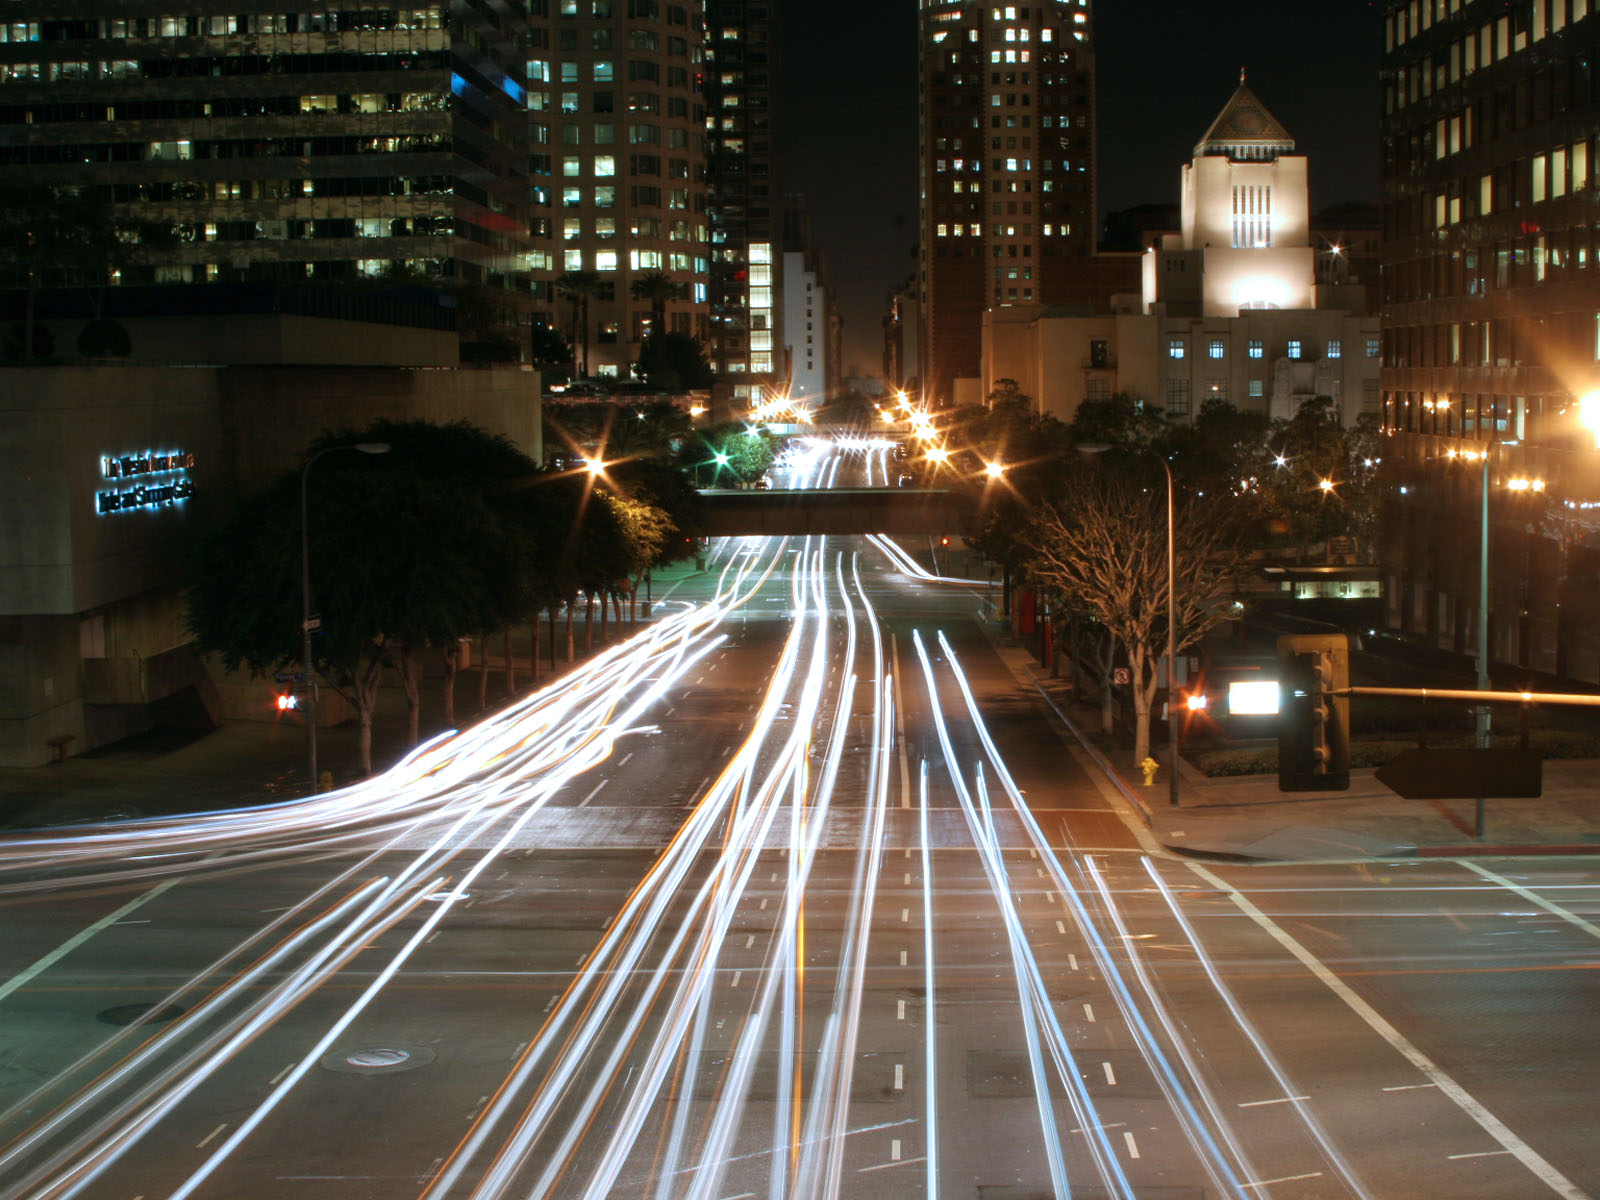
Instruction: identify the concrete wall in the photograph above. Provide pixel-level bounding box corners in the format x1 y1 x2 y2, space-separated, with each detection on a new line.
46 313 458 369
0 364 542 767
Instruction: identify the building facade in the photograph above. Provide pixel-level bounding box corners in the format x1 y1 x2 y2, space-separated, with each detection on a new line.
1378 0 1600 679
703 0 782 412
986 80 1380 428
0 4 535 355
527 0 711 380
917 0 1097 408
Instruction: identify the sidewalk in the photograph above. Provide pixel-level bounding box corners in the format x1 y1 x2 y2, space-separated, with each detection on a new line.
990 627 1600 863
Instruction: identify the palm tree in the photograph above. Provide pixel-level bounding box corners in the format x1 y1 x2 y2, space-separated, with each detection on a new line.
554 271 601 378
629 271 686 341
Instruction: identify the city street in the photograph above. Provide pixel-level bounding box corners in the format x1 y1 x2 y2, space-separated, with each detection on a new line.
1 512 1597 1199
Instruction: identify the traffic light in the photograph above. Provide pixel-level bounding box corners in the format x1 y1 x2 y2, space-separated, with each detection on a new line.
276 691 299 712
1277 633 1349 791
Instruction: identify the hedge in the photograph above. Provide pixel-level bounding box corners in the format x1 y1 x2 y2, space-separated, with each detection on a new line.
1193 731 1600 778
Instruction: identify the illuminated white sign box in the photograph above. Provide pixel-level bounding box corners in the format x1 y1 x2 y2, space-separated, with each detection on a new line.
1227 680 1280 716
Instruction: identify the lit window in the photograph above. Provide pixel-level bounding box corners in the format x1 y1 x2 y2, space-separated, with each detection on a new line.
1208 337 1225 359
1366 337 1381 358
1288 339 1303 359
1249 379 1264 398
564 248 584 270
1168 337 1186 360
1248 338 1264 359
596 250 618 271
1327 339 1342 359
594 155 615 176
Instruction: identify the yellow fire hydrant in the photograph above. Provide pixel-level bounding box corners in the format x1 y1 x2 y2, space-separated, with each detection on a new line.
1141 757 1160 787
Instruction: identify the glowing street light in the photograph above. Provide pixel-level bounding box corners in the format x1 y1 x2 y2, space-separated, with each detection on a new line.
584 457 605 476
1580 390 1600 449
1318 478 1336 493
984 460 1005 480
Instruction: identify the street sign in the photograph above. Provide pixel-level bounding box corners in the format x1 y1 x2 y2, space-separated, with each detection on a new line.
274 672 306 684
302 616 321 632
1375 748 1543 799
1112 667 1131 686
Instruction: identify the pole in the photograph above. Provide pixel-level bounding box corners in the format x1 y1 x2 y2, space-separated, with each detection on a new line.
300 452 322 795
1476 450 1491 838
1165 458 1179 808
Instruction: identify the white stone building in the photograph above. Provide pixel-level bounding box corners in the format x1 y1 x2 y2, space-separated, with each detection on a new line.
985 78 1381 427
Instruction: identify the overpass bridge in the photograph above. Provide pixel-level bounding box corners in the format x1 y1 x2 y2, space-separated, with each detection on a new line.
700 488 971 538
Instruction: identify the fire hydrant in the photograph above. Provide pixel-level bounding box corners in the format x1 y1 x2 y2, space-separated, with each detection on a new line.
1141 756 1159 787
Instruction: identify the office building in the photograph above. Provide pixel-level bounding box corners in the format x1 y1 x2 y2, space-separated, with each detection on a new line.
0 5 534 357
704 0 783 411
918 0 1097 408
529 0 711 380
1378 0 1600 679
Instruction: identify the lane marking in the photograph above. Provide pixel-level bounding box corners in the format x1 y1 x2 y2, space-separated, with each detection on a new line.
759 897 768 910
1188 861 1588 1200
578 779 608 807
1450 1150 1515 1161
893 1063 904 1091
195 1124 228 1149
890 1139 902 1161
1383 1083 1439 1092
1243 1173 1325 1190
1238 1095 1310 1108
900 950 908 966
0 877 180 1005
1101 1062 1117 1086
269 1063 295 1086
858 1156 926 1173
1122 1131 1140 1160
904 872 912 886
1068 953 1079 970
1464 863 1600 941
900 907 910 923
1056 920 1067 935
897 999 906 1020
1082 1003 1096 1022
731 970 742 988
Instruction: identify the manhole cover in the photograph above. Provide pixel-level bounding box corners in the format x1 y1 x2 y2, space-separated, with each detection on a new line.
98 1002 185 1026
320 1044 435 1074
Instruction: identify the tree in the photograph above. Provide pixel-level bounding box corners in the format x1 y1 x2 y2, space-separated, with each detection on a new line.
529 322 573 375
1258 398 1383 559
189 421 540 775
0 184 130 361
629 270 686 338
1025 470 1251 768
683 423 776 487
555 271 602 378
76 319 132 361
636 331 714 389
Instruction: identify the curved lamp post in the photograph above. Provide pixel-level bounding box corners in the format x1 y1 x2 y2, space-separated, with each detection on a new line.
300 441 389 792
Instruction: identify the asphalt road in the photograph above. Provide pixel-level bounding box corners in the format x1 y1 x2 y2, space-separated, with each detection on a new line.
1 515 1597 1199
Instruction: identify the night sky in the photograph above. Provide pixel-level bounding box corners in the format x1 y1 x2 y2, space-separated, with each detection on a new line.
775 0 1383 376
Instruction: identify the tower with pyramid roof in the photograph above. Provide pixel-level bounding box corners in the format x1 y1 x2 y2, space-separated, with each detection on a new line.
1144 75 1315 318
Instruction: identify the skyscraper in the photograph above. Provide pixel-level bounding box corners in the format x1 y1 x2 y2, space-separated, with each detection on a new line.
917 0 1097 407
1378 0 1600 678
704 0 784 413
0 6 533 357
527 0 711 381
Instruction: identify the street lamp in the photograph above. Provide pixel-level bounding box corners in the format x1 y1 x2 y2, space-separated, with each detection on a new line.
1079 445 1181 807
300 441 389 793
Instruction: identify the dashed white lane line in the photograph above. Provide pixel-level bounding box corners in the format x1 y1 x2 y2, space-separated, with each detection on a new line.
1384 1083 1439 1092
0 876 180 1005
900 907 910 923
1188 861 1589 1200
1101 1062 1117 1086
1450 1150 1515 1161
1238 1095 1310 1108
731 970 742 988
858 1156 926 1174
1055 919 1067 934
893 1063 904 1091
1068 953 1079 970
1082 1003 1096 1022
897 999 906 1020
578 779 608 807
1243 1173 1324 1190
890 1139 902 1161
195 1124 229 1149
1122 1131 1140 1160
899 950 908 966
269 1063 295 1086
1465 862 1600 941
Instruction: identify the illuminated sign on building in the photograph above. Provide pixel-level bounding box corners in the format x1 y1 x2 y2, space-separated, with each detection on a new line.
97 450 196 515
